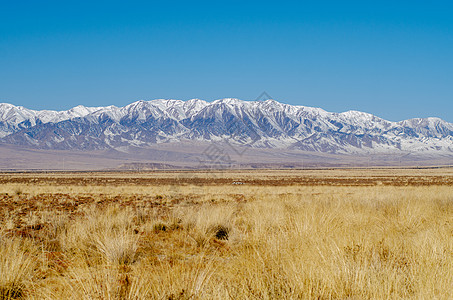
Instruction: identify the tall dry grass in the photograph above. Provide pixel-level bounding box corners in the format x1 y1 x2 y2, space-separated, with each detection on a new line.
0 238 38 299
0 178 451 299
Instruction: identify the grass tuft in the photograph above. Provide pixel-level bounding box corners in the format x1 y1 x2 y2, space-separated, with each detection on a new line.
0 238 37 300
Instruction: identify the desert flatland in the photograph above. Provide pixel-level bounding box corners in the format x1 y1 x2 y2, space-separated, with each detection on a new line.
0 168 452 299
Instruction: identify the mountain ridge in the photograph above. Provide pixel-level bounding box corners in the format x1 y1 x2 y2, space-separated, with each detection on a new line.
0 99 452 155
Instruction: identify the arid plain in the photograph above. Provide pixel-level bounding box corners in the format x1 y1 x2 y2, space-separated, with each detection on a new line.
0 168 452 299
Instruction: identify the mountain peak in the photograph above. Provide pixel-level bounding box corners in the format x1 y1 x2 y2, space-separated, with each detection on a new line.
213 98 244 105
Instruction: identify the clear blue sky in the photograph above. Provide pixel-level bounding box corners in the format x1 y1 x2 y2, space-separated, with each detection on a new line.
1 1 452 122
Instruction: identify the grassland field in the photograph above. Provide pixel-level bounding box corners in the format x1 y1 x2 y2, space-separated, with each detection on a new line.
0 168 452 299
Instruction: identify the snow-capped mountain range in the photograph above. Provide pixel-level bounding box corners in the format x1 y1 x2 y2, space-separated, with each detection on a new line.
0 99 452 155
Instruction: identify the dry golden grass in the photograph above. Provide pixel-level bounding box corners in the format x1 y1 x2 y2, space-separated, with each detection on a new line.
0 169 452 299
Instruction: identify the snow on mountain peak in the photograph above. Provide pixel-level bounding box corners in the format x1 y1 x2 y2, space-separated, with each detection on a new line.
213 98 245 105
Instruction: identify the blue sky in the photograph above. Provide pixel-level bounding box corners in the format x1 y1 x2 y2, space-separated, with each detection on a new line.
1 1 452 122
